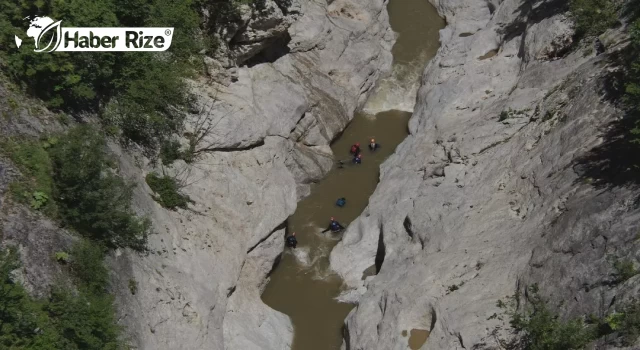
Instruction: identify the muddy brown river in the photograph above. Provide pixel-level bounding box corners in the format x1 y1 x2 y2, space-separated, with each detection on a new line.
261 0 444 349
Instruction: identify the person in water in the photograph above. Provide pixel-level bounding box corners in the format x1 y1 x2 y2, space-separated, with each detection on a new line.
369 138 380 151
350 142 361 155
322 217 345 233
285 232 297 248
336 197 346 207
352 153 362 164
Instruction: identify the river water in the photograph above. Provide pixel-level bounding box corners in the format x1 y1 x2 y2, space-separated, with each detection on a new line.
261 0 444 349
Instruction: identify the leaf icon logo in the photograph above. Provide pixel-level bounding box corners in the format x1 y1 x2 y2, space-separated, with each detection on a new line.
25 16 62 53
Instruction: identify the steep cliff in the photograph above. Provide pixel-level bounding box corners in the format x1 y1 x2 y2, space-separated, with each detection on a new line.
331 0 640 348
106 0 395 349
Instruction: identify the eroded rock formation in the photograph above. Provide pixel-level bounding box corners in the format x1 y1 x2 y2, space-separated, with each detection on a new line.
331 0 638 349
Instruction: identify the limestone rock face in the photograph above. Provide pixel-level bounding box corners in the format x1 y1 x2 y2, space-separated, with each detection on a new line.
108 0 395 348
331 0 639 348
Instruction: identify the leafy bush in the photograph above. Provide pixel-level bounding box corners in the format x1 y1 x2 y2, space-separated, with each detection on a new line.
617 299 640 345
145 172 190 210
30 190 49 210
0 245 121 349
48 125 150 250
613 259 638 283
160 139 185 165
508 285 597 350
0 0 201 150
69 241 110 295
45 286 120 350
54 251 69 263
3 127 150 250
128 279 138 295
1 138 56 215
569 0 618 38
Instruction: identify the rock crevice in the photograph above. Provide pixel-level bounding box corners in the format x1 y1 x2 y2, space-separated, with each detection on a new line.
331 0 638 348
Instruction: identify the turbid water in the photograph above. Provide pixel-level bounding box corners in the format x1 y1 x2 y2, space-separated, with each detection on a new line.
261 0 444 349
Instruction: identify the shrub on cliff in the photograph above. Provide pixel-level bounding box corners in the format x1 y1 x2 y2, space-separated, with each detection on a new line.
145 172 190 210
504 285 597 349
569 0 618 38
48 125 150 250
1 138 57 216
0 244 121 349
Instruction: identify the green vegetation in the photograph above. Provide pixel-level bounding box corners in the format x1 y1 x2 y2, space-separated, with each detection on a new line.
498 108 529 122
505 285 597 350
2 138 57 215
128 279 138 295
568 0 640 150
613 258 638 283
616 299 640 345
569 0 618 38
54 251 69 263
0 0 201 150
501 285 640 349
0 244 120 349
499 110 510 122
159 138 195 165
2 126 150 250
145 172 190 210
48 125 150 250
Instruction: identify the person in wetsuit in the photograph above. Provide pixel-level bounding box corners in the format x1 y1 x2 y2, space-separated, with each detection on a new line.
285 232 297 248
352 153 362 164
350 143 361 156
322 217 345 233
369 138 380 151
336 197 346 207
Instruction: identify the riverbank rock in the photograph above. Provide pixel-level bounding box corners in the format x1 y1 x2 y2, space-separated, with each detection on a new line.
107 0 395 348
331 0 639 348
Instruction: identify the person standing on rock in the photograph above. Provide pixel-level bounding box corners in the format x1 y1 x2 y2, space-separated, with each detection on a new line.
369 138 380 151
323 217 345 233
286 232 297 248
352 153 362 164
350 142 361 156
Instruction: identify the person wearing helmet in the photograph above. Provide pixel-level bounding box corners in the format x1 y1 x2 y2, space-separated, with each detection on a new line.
369 138 380 151
285 232 297 248
350 142 361 155
352 153 362 164
322 217 345 233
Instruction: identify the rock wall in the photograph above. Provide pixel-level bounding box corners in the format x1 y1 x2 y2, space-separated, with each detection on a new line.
108 0 395 348
331 0 640 348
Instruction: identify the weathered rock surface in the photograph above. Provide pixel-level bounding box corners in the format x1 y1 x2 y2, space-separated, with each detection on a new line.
107 0 395 348
331 0 640 348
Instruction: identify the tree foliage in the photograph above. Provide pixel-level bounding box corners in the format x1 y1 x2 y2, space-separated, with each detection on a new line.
0 244 120 350
48 125 150 250
569 0 618 38
507 286 597 350
0 0 201 150
145 172 190 210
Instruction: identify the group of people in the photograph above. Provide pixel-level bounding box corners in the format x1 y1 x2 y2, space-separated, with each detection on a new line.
348 138 380 164
286 217 345 248
285 137 381 249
